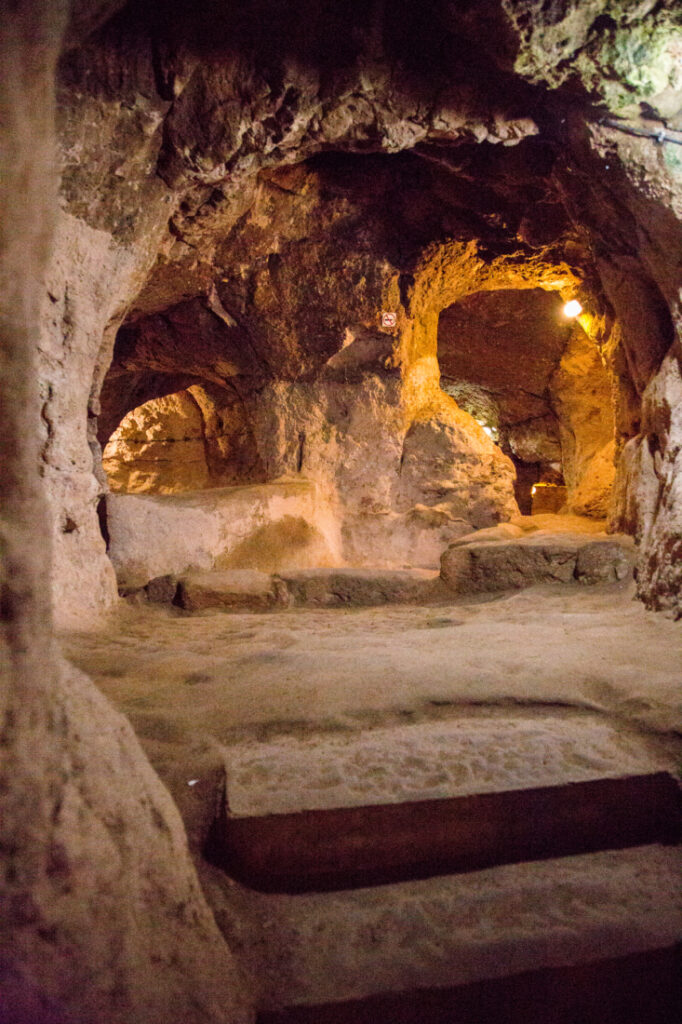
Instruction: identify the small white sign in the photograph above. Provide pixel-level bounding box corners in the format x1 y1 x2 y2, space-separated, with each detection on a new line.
381 311 397 329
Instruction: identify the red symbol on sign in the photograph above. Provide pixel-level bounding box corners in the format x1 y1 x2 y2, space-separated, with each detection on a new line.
381 312 397 328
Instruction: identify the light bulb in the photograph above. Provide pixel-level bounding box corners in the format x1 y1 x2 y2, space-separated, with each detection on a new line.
563 299 582 318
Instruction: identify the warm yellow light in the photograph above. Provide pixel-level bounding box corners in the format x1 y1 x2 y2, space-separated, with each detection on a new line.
563 299 582 318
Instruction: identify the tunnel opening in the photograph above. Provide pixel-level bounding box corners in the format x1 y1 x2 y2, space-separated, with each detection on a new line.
102 382 265 495
436 286 616 517
94 141 625 592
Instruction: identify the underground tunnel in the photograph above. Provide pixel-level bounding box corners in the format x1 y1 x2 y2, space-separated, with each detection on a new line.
1 2 682 1023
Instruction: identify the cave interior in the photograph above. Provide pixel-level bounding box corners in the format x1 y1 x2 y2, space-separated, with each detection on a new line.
1 2 682 1023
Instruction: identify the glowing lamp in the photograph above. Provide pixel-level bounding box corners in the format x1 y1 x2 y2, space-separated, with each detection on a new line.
563 299 582 318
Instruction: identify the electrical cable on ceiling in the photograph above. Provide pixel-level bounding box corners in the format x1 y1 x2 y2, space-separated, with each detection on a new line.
599 118 682 146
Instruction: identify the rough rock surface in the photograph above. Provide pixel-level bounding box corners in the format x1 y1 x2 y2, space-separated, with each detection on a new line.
101 164 525 576
107 480 342 587
105 369 513 579
104 388 212 493
550 326 616 517
178 570 289 612
438 288 618 514
61 589 682 1011
103 383 266 495
202 845 681 1012
1 7 249 1021
1 656 252 1024
396 410 518 525
221 711 680 818
441 529 635 594
277 568 447 608
438 287 568 493
4 1 682 1021
32 0 681 625
624 347 682 617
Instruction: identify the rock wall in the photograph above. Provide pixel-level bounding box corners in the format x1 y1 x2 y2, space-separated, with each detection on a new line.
99 159 529 579
108 480 342 585
3 3 682 1022
39 212 141 628
1 4 252 1021
25 0 681 626
550 325 616 518
502 0 682 615
251 378 516 569
104 389 213 493
2 657 254 1024
436 286 617 513
105 368 513 579
620 346 682 614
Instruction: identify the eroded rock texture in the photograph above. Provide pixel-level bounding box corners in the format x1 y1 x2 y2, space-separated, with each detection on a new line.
99 155 534 577
1 4 251 1024
31 1 679 624
1 657 252 1024
103 384 264 494
3 2 682 1022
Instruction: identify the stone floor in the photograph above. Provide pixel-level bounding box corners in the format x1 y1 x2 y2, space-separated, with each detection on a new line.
199 844 681 1009
62 577 682 1015
64 577 682 745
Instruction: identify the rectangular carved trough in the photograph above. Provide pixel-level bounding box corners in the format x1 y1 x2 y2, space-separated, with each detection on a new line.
206 771 682 894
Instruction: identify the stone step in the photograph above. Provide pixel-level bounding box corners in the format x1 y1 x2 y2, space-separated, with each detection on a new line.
137 534 637 610
214 845 682 1018
176 569 288 611
206 713 682 1017
210 711 681 891
167 567 448 611
218 711 679 818
208 771 681 893
257 944 681 1024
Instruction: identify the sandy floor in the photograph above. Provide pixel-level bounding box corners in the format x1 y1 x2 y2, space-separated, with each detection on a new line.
65 579 682 733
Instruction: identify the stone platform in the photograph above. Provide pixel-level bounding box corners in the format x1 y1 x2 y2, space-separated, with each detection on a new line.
441 520 636 595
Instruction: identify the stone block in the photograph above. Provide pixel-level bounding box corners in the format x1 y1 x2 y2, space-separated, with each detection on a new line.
144 574 179 604
442 538 579 593
277 568 447 607
177 570 289 611
575 540 635 584
441 531 635 594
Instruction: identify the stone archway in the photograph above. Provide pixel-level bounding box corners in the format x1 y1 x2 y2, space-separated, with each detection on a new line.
102 383 265 495
436 286 616 515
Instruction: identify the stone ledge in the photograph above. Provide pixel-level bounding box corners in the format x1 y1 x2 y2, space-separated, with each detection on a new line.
441 531 636 594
